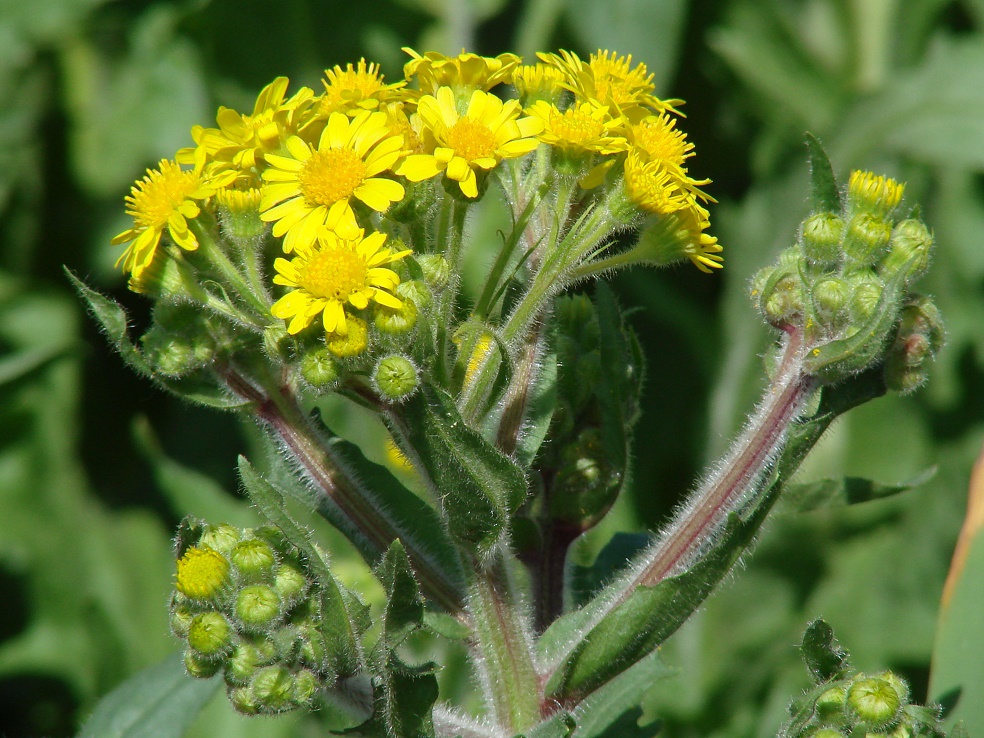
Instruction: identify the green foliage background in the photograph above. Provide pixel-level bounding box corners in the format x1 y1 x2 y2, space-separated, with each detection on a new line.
2 0 984 735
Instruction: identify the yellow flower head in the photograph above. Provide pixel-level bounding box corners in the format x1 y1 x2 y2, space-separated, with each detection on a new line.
628 113 695 172
215 186 263 213
396 87 543 198
175 546 230 600
526 100 627 154
319 58 407 117
403 48 521 94
623 152 693 216
538 49 682 121
112 159 216 281
634 205 724 273
260 110 407 252
512 63 566 104
848 170 905 216
177 77 316 174
271 228 410 339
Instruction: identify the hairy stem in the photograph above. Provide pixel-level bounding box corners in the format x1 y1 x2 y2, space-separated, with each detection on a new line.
468 554 542 733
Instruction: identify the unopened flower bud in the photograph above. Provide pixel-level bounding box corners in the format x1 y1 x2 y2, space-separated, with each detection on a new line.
397 279 431 309
198 524 241 556
216 188 266 244
263 323 292 362
300 347 340 388
298 624 329 669
231 538 277 581
762 274 804 327
142 329 215 378
847 272 884 323
374 297 418 335
847 170 904 217
882 220 933 284
175 546 231 601
847 675 903 729
251 665 297 713
170 600 196 638
815 684 847 719
374 355 419 401
226 638 274 685
235 585 282 631
293 669 320 704
416 254 450 290
187 611 234 659
184 649 224 679
274 563 308 606
812 277 850 330
229 685 261 715
809 730 846 738
884 297 944 394
843 213 892 267
800 212 844 268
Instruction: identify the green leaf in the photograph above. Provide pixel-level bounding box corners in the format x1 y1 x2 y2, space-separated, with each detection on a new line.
779 467 936 513
389 384 528 555
237 457 364 678
930 446 984 737
800 619 851 684
573 652 669 738
515 712 576 738
805 133 841 213
372 541 438 738
76 652 220 738
66 270 151 378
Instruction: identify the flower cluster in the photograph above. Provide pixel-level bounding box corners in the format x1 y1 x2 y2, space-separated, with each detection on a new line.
170 523 329 716
111 48 720 381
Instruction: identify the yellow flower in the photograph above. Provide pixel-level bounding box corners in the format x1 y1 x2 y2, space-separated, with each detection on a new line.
538 49 682 121
319 59 407 117
627 113 696 172
396 87 543 198
260 110 406 252
270 228 410 339
525 100 627 154
512 63 566 104
623 151 693 216
175 546 230 600
177 77 316 175
112 159 216 280
848 170 905 216
403 48 521 94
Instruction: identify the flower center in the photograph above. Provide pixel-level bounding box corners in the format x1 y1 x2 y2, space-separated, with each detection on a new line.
298 246 368 302
175 546 229 600
550 108 604 147
298 148 367 206
128 162 200 229
447 118 498 161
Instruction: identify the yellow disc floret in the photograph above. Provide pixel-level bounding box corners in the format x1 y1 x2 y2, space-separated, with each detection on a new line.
175 546 231 600
848 170 905 216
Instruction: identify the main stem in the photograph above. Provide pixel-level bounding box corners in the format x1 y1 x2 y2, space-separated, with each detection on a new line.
468 553 542 734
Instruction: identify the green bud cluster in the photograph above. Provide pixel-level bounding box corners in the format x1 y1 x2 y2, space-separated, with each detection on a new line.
170 523 328 715
751 170 942 386
785 670 948 738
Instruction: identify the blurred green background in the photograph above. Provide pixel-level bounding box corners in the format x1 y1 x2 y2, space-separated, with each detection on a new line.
2 0 984 735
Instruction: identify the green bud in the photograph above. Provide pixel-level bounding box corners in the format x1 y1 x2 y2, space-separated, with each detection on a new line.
142 327 215 378
550 429 621 529
218 202 267 244
184 649 224 679
169 600 196 638
882 219 933 285
225 636 276 685
263 323 293 363
373 355 419 401
843 213 892 267
300 347 340 388
884 296 943 394
198 524 241 557
763 274 804 328
229 685 261 715
812 277 850 330
298 624 329 669
800 212 844 267
374 296 418 335
396 279 431 309
187 612 234 659
847 675 902 729
231 538 277 581
235 585 282 631
847 272 885 324
251 665 297 713
809 730 846 738
293 669 320 704
416 253 450 290
815 685 847 719
274 563 308 606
